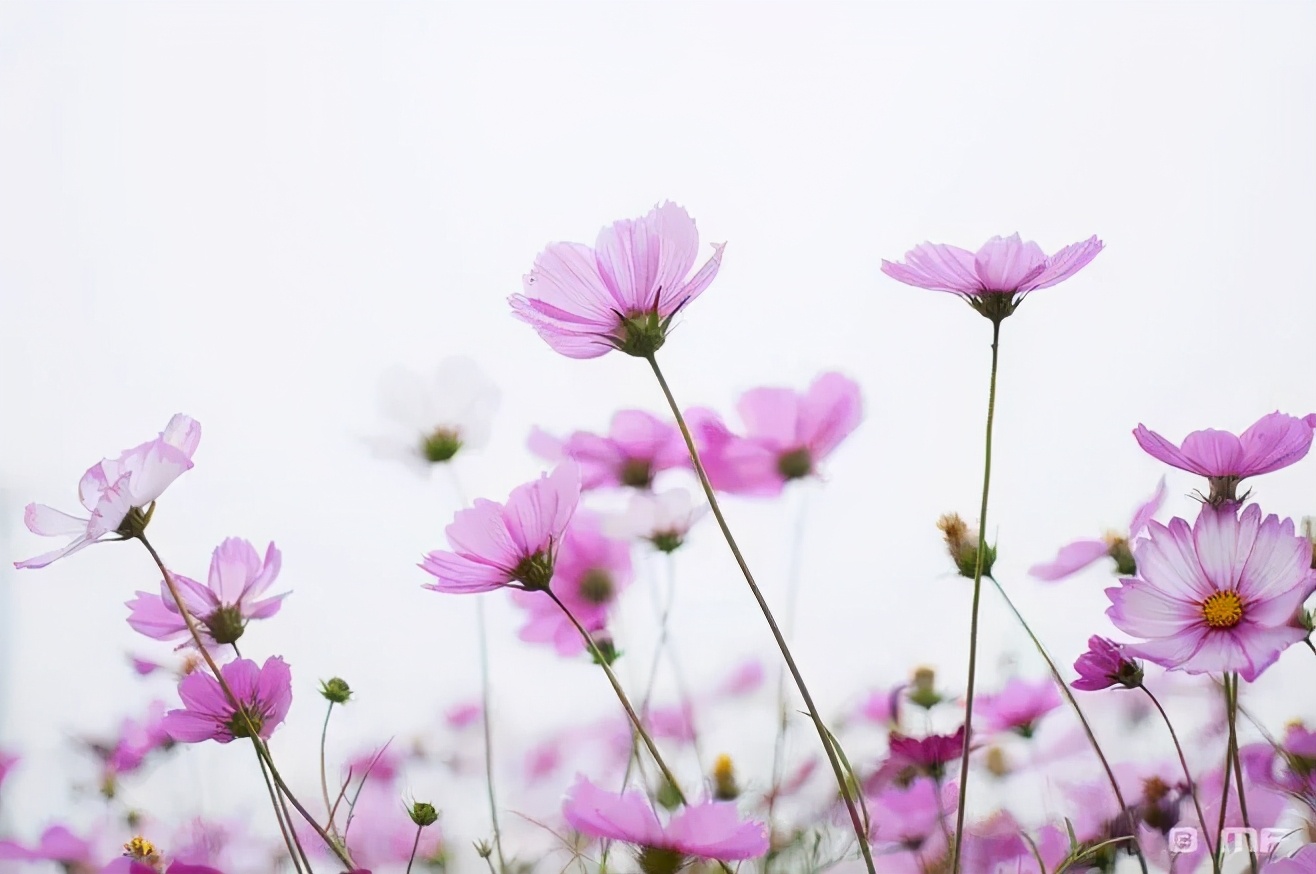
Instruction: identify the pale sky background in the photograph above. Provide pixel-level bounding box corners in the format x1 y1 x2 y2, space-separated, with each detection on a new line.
1 1 1314 869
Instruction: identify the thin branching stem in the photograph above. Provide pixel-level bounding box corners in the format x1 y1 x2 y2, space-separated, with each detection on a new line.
1142 686 1215 868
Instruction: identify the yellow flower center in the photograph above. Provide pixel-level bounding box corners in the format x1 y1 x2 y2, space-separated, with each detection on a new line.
123 835 158 860
1201 590 1244 629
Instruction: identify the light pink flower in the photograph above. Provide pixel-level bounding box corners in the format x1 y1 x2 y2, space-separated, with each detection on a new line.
1106 504 1316 682
882 233 1103 318
162 656 293 744
867 777 957 853
16 414 201 569
690 372 862 497
0 825 95 866
976 677 1063 737
126 538 288 646
1268 844 1316 873
510 202 724 359
444 701 483 730
420 463 580 594
1133 411 1316 504
562 774 768 864
96 701 172 777
510 511 632 655
529 409 688 490
1031 477 1166 581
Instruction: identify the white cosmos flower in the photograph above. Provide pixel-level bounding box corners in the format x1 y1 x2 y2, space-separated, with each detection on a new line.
366 357 500 474
604 487 708 552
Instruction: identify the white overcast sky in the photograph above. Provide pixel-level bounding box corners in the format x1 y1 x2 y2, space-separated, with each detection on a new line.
1 0 1314 858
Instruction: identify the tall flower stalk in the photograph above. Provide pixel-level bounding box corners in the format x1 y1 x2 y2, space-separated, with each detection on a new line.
645 353 874 873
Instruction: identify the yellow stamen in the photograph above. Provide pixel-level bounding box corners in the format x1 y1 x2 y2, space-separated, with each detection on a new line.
1201 590 1244 629
123 836 157 860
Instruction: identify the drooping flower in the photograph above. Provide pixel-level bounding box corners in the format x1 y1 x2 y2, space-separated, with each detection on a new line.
15 414 202 569
976 677 1063 738
1031 478 1167 581
562 774 768 872
509 511 632 655
1133 411 1316 504
689 371 862 497
419 463 580 594
126 538 288 646
881 233 1104 321
529 409 687 490
510 202 724 359
1105 503 1316 682
366 357 500 472
1072 636 1145 691
162 656 293 744
604 487 708 553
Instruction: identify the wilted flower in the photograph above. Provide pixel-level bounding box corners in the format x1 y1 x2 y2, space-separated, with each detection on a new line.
15 414 201 569
1072 636 1145 691
562 774 767 872
126 538 288 646
420 463 580 594
1031 478 1166 581
366 357 500 472
881 232 1103 321
162 657 293 744
1133 411 1316 505
510 202 724 359
1106 504 1316 681
529 409 687 490
937 513 995 579
689 372 862 497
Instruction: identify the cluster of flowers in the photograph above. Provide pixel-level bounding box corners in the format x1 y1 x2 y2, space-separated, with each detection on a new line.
3 203 1315 874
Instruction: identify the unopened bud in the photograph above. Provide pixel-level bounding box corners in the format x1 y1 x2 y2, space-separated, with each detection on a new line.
320 678 353 704
408 801 439 827
712 754 739 800
908 666 942 710
474 840 493 859
590 636 621 667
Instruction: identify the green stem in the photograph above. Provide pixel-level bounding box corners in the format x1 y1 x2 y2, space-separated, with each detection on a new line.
1226 674 1258 873
255 742 307 874
949 317 1001 874
546 589 687 805
1141 686 1216 870
320 701 338 837
645 353 874 874
987 576 1147 874
404 823 423 874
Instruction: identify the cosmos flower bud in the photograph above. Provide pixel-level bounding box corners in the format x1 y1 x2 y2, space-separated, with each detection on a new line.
408 801 439 827
319 678 352 704
937 514 995 579
908 666 942 710
712 754 739 800
590 635 621 667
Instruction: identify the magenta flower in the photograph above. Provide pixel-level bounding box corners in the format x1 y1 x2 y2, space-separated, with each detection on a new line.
882 233 1103 320
1031 477 1166 582
131 863 224 874
0 826 95 866
884 726 967 781
16 414 201 569
1072 636 1145 691
690 371 862 497
562 774 767 870
162 656 292 744
420 463 580 594
510 202 724 359
976 677 1063 737
509 511 632 655
126 538 288 646
529 409 687 490
1133 411 1316 504
1106 504 1316 682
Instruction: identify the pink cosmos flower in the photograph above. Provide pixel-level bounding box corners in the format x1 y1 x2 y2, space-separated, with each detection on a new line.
130 863 224 874
712 659 764 698
855 685 904 727
444 701 483 730
878 727 967 783
976 677 1063 737
689 372 862 497
16 414 201 569
1031 478 1166 581
1071 636 1145 691
867 777 957 852
510 202 724 359
529 410 687 490
1268 844 1316 873
162 656 292 744
126 538 288 646
93 701 173 778
1106 503 1316 682
0 825 95 866
881 233 1103 320
1133 412 1316 504
562 774 768 867
509 511 632 655
420 463 580 594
